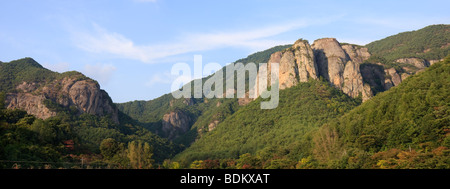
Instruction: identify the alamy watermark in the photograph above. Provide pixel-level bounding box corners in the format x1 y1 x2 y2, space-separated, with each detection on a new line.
171 55 279 109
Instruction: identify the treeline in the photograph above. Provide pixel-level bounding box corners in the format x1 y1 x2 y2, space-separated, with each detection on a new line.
162 147 450 169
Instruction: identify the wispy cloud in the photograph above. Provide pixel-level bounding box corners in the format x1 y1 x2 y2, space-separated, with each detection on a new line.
71 20 310 63
42 62 70 73
83 63 117 85
145 71 192 89
145 72 173 87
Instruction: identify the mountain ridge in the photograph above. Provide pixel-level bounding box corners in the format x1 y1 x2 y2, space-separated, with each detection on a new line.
116 24 448 146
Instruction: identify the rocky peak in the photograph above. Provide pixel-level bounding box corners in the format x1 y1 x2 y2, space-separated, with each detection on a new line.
261 38 375 101
292 39 318 82
267 39 317 89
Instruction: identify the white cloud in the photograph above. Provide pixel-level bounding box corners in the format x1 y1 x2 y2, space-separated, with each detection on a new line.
71 20 309 63
83 63 117 85
145 71 192 88
42 62 70 73
145 72 173 86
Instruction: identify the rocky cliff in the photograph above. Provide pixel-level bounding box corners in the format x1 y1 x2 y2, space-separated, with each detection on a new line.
267 39 317 89
264 38 373 101
1 58 119 123
259 34 442 102
312 38 348 88
259 35 445 102
161 110 192 140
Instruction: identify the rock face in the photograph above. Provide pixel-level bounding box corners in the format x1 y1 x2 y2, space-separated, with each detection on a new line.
360 63 385 93
208 120 219 132
342 61 373 101
341 44 371 64
278 50 298 89
292 39 319 82
253 37 439 103
396 58 429 69
6 92 56 119
386 68 402 86
5 74 119 123
263 38 374 101
161 110 192 140
268 39 317 89
312 38 372 101
429 59 444 66
384 67 410 90
312 38 347 88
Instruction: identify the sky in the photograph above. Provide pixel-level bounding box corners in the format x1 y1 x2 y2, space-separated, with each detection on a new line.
0 0 449 103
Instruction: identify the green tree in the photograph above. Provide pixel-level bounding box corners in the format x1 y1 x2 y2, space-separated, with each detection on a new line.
100 138 121 160
127 141 154 169
0 91 5 109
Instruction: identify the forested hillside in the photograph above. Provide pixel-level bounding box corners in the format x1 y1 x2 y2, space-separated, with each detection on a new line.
320 56 450 168
366 24 449 62
173 79 361 168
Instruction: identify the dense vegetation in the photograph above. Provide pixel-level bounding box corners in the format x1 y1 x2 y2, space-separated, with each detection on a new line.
0 101 182 168
233 44 292 65
173 79 361 167
0 58 56 93
366 24 449 62
319 56 450 168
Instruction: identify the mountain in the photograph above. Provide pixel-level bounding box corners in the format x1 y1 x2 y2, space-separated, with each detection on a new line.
1 24 448 169
0 58 119 123
120 24 448 147
149 24 449 168
0 58 181 168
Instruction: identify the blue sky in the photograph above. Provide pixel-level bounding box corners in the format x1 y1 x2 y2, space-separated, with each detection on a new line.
1 0 449 102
